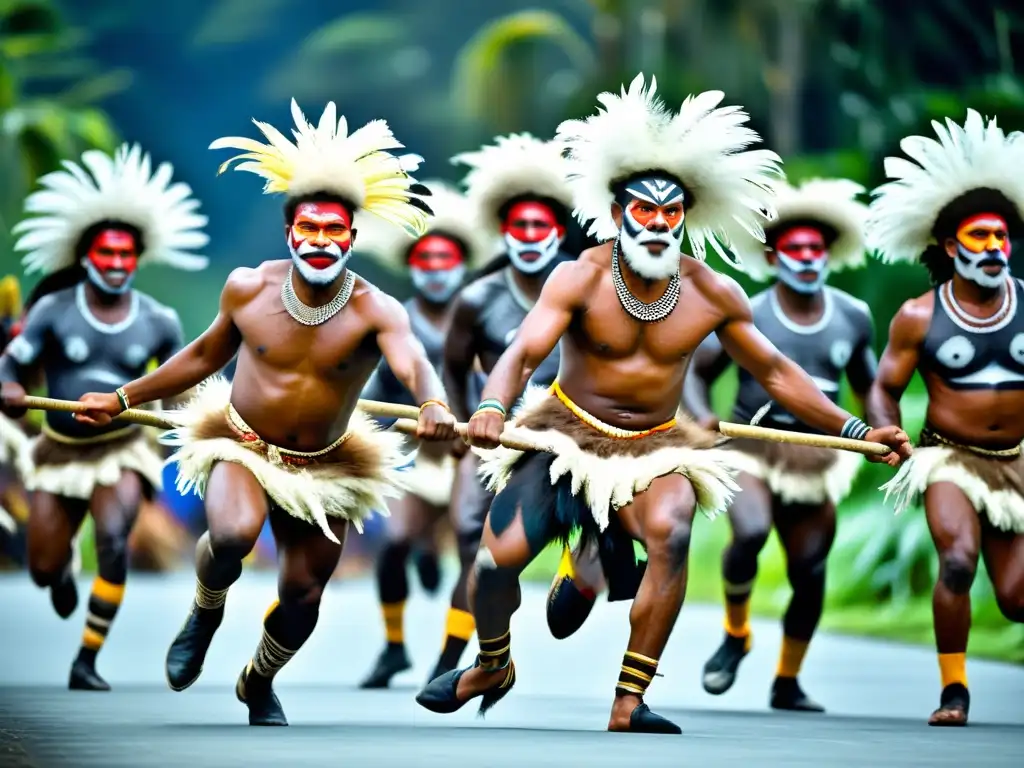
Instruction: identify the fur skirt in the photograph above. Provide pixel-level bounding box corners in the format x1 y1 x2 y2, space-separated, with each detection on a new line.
881 430 1024 534
475 386 741 531
723 437 864 506
0 413 28 466
399 438 456 508
17 423 164 501
160 377 412 543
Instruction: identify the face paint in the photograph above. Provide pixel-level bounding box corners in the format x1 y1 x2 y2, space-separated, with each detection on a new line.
286 201 353 286
772 225 829 294
615 176 685 280
953 213 1011 288
81 229 139 295
500 200 564 274
408 234 466 304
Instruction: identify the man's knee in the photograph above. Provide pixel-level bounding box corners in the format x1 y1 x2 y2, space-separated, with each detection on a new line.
94 523 130 577
939 549 978 595
206 526 260 563
378 540 411 572
731 517 771 557
645 500 694 571
279 579 325 610
29 562 63 588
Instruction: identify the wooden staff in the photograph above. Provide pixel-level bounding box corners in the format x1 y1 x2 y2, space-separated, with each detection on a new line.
20 395 177 430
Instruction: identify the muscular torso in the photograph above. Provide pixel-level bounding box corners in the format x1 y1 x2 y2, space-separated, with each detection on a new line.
916 278 1024 447
732 286 873 431
5 284 181 438
363 298 445 408
557 250 727 430
228 262 386 450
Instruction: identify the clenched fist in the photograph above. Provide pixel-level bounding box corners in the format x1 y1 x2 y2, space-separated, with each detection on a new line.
865 425 913 467
74 391 123 427
416 403 457 442
466 410 504 449
0 381 27 418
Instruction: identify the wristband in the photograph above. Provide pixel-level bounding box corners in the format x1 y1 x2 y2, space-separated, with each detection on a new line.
475 399 507 418
115 387 131 413
419 399 450 415
840 416 871 441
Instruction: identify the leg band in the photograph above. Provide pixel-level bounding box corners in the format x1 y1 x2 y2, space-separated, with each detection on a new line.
616 651 659 698
195 579 228 611
938 652 968 689
477 630 511 671
776 635 810 678
80 576 125 657
382 601 405 645
250 626 298 680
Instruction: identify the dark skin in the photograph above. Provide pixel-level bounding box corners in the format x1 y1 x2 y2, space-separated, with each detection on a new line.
73 254 456 638
867 234 1024 726
682 230 875 694
461 204 910 731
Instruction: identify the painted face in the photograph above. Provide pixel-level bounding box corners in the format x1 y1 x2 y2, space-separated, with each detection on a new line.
615 176 686 280
772 225 829 294
500 200 565 274
81 228 139 295
408 234 466 304
952 212 1011 288
286 201 353 286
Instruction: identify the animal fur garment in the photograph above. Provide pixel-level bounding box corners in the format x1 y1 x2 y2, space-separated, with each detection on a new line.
0 414 28 465
881 444 1024 534
474 386 742 532
19 426 164 500
723 437 864 506
160 377 413 543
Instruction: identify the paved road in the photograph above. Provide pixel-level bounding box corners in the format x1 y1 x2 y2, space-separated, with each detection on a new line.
0 571 1021 767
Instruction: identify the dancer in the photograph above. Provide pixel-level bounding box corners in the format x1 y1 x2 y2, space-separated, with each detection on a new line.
428 133 576 683
865 109 1024 727
685 178 875 711
75 100 457 726
0 275 30 551
357 181 489 688
0 143 209 690
416 74 910 733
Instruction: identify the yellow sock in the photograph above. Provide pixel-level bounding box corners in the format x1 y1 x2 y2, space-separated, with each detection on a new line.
382 601 405 644
724 598 751 640
444 608 475 642
938 652 967 688
776 636 810 679
81 577 126 655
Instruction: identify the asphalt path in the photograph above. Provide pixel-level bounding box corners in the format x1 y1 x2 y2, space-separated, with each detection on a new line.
0 571 1021 767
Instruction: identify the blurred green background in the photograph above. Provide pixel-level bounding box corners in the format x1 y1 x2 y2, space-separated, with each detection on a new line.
2 0 1023 661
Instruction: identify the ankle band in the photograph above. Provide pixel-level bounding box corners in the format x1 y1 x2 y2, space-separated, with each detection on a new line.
616 650 658 697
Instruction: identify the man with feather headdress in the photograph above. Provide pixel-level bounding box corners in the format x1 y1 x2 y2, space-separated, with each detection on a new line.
865 110 1024 727
354 180 491 689
74 100 457 727
0 144 209 691
416 74 910 734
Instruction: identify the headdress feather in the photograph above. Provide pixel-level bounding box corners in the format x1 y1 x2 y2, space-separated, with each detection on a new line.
210 99 431 236
12 143 209 276
866 109 1024 265
555 73 782 267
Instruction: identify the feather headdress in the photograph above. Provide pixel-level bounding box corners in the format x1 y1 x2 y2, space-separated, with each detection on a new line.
13 143 209 276
210 99 431 236
355 180 490 271
866 109 1024 265
556 73 782 267
451 133 574 237
734 178 868 282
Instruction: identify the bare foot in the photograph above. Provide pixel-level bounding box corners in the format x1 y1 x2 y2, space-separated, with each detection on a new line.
607 693 643 731
929 703 968 726
455 664 509 701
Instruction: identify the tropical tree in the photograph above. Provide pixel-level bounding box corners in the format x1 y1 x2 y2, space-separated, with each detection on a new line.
0 0 126 259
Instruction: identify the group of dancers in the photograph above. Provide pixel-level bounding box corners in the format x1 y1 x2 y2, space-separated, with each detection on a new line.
0 73 1021 733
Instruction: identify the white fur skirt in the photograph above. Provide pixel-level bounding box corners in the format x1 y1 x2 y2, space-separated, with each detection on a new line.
17 423 164 501
880 434 1024 534
401 447 456 508
722 436 864 506
474 386 742 532
160 378 413 543
0 413 29 466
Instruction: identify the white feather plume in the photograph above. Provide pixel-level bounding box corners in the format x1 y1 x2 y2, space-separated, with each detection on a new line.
555 73 782 268
866 109 1024 265
13 143 209 276
734 178 868 282
355 180 490 270
210 99 430 236
452 133 574 237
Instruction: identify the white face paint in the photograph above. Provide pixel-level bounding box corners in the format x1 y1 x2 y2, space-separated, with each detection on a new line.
411 264 465 304
616 177 686 281
954 242 1008 289
287 236 349 286
504 228 561 274
82 258 135 295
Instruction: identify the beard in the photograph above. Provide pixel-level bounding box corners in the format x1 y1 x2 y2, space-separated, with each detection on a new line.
83 259 134 295
955 243 1010 289
619 224 683 281
504 229 561 274
776 251 828 294
411 265 465 304
288 238 349 286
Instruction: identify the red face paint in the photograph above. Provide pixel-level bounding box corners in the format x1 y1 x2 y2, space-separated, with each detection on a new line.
500 201 564 244
290 201 353 269
86 229 139 290
774 226 828 264
957 212 1011 257
408 234 465 271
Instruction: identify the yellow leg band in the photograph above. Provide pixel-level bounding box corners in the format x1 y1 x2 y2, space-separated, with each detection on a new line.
382 601 405 644
91 577 125 605
82 627 105 650
938 652 968 689
776 636 810 678
444 608 475 641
